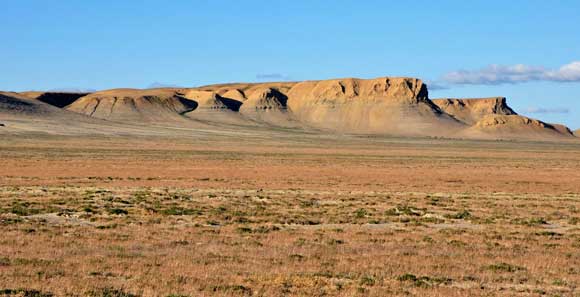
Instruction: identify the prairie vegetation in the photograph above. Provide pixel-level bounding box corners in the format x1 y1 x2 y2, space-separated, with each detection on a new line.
1 134 580 296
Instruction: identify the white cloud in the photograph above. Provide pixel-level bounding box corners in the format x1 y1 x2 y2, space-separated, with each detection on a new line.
147 82 183 88
256 73 291 81
424 80 449 90
524 107 570 114
545 61 580 82
443 61 580 85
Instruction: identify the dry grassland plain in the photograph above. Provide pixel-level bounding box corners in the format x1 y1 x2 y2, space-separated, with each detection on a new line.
1 132 580 297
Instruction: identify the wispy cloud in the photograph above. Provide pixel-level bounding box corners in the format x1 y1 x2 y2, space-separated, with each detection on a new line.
442 61 580 85
424 80 449 91
524 107 570 114
256 73 291 81
147 82 183 89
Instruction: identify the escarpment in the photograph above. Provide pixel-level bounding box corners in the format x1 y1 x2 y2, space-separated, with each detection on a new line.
66 88 197 122
285 77 463 136
432 97 516 124
21 91 91 108
4 76 575 141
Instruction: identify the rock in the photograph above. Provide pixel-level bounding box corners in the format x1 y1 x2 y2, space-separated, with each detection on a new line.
0 91 110 134
6 75 571 141
550 124 575 136
242 88 288 111
466 114 575 140
239 87 299 127
220 89 247 102
20 91 91 108
431 97 516 125
1 91 54 115
285 77 463 136
184 90 241 111
66 88 197 122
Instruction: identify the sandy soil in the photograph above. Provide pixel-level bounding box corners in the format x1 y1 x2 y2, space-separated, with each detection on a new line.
1 132 580 296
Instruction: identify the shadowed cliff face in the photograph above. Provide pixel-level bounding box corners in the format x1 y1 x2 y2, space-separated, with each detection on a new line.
184 90 242 111
242 88 288 111
1 92 41 114
20 92 90 108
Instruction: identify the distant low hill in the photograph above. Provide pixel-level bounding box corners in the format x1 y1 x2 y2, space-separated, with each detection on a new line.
21 91 90 108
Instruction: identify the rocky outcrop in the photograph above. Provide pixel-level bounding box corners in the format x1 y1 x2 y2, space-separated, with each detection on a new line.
239 87 298 126
183 90 242 111
574 129 580 137
198 82 297 96
431 97 574 139
432 97 516 125
242 88 288 111
0 91 110 134
285 77 462 136
550 124 575 136
220 89 247 102
8 75 575 141
66 89 197 122
1 92 57 115
20 91 90 108
466 114 575 139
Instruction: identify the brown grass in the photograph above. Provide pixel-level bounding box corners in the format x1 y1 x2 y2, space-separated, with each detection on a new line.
1 134 580 296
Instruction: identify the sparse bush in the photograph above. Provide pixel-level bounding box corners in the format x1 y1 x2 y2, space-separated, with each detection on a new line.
160 207 201 216
327 238 345 245
385 206 422 216
0 288 54 297
535 231 562 237
359 275 376 286
210 285 252 296
355 208 368 218
446 210 472 219
486 263 526 273
397 274 452 287
87 287 139 297
108 208 128 215
289 254 305 261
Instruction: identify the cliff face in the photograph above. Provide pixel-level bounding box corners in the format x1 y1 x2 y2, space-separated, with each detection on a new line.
465 114 574 139
184 90 241 111
0 91 111 134
431 97 516 125
285 77 462 135
287 77 429 108
238 87 298 127
21 92 90 108
242 88 288 111
19 75 573 141
550 124 574 136
430 97 574 139
1 92 57 115
221 89 247 102
66 89 197 122
198 82 297 100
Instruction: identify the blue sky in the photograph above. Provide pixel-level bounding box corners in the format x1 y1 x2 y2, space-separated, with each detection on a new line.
1 0 579 128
